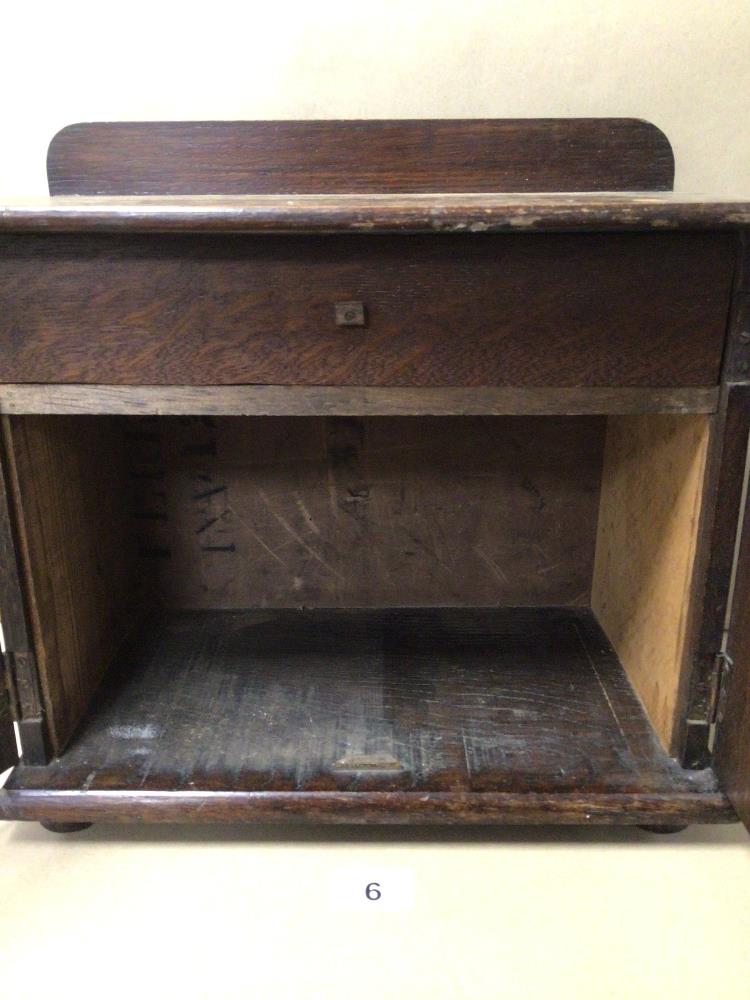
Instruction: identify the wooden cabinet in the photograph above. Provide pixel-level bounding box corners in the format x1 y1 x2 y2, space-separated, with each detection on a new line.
0 119 748 833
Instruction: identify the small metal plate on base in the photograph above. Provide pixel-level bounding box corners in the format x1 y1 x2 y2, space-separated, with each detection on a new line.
330 752 404 773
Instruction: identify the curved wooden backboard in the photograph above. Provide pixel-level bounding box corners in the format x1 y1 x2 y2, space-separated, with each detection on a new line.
47 118 674 196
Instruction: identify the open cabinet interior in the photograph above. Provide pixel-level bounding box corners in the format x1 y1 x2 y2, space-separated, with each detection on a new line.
2 411 715 801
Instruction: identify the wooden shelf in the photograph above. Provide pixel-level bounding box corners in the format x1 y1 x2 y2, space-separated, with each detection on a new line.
3 193 750 233
0 385 719 416
1 608 732 825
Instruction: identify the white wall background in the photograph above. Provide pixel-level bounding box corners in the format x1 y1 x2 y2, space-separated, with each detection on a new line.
2 0 750 196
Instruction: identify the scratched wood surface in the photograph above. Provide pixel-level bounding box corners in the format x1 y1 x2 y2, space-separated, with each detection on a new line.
45 119 675 195
126 415 604 608
4 195 750 233
4 607 728 803
0 232 734 387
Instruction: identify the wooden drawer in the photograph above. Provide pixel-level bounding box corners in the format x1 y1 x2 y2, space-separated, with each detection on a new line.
0 231 736 387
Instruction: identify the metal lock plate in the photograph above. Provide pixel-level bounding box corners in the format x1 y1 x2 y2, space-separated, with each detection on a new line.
334 301 366 327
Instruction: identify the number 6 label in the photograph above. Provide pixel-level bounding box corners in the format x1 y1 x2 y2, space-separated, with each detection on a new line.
328 867 415 912
365 882 382 901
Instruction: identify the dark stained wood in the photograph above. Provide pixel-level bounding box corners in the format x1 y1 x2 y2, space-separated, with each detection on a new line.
720 233 750 383
0 232 735 387
0 420 46 762
714 388 750 832
0 385 720 417
3 416 141 754
46 119 675 196
5 194 750 234
16 716 48 766
0 607 733 825
40 821 92 833
0 431 33 657
127 416 603 609
0 788 733 826
1 118 748 832
681 387 750 766
637 824 689 834
0 667 17 772
680 237 750 765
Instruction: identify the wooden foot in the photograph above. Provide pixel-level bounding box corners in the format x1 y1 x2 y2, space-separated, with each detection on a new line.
40 821 93 834
638 824 688 835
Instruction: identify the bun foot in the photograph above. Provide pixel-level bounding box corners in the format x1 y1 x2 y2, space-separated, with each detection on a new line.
638 824 688 835
40 821 93 834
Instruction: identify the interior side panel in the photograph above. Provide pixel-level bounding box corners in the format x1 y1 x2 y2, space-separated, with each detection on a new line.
592 413 711 752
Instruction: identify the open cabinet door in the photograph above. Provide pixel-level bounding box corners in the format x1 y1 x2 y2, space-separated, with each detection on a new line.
0 456 20 771
0 481 20 771
714 422 750 831
0 426 44 769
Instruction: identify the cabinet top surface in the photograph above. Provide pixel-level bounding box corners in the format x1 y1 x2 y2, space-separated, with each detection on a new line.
2 193 750 234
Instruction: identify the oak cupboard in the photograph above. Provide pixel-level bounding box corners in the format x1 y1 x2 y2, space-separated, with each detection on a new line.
0 119 748 834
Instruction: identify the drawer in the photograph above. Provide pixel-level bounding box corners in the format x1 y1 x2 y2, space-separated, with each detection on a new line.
0 231 736 386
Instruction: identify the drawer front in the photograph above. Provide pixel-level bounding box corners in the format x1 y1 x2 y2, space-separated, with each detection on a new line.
0 232 735 386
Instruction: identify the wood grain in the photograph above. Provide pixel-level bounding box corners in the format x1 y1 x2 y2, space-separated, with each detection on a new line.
0 787 733 826
718 233 750 383
0 232 734 387
678 238 750 765
46 119 675 196
680 386 750 766
0 385 720 417
0 429 33 657
592 414 710 752
0 420 46 758
4 194 750 234
1 608 731 828
3 417 140 754
0 117 745 829
128 415 603 609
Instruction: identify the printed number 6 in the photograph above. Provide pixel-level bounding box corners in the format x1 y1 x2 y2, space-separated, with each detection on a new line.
365 882 382 901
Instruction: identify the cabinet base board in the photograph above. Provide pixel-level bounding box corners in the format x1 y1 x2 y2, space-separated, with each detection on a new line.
0 788 734 826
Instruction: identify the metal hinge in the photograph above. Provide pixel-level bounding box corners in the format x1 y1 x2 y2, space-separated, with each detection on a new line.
707 651 734 752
